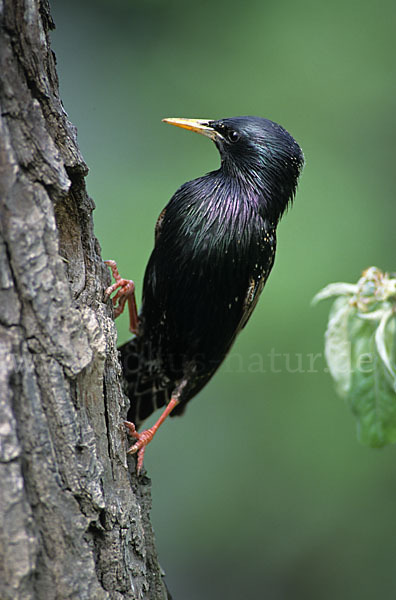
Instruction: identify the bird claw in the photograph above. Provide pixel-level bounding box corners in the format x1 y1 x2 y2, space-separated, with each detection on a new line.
104 259 139 333
124 420 139 439
124 397 181 474
124 421 155 475
104 260 135 313
105 278 135 306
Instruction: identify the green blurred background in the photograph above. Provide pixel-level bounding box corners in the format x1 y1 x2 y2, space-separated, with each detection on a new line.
50 0 396 598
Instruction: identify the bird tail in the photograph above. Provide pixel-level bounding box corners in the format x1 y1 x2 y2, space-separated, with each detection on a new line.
118 337 171 429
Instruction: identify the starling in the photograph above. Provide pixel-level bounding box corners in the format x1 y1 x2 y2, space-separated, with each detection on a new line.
105 116 304 473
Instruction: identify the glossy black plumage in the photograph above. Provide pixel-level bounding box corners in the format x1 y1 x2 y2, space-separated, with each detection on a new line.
119 116 304 429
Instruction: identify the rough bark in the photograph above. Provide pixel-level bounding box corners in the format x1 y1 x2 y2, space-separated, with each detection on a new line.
0 1 168 598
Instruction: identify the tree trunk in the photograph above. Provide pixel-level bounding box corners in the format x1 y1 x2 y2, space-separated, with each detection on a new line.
0 1 168 598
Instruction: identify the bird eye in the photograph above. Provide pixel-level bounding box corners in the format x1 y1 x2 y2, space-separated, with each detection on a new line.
227 130 240 143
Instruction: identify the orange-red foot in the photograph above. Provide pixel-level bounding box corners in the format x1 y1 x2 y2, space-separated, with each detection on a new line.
124 397 181 474
104 259 139 334
124 420 156 475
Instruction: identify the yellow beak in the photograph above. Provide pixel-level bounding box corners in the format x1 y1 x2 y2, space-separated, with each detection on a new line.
162 117 217 140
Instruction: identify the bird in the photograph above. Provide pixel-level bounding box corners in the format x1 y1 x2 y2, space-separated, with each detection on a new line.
105 116 304 473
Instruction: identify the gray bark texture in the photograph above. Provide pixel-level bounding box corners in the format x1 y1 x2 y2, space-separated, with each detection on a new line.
0 1 168 599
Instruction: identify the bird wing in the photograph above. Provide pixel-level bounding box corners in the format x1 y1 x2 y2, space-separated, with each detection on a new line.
238 275 266 330
236 240 276 334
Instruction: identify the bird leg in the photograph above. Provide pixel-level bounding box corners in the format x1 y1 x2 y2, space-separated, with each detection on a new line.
125 396 181 474
125 380 187 474
104 259 139 335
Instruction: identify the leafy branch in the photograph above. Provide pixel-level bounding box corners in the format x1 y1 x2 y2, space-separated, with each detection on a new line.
313 267 396 447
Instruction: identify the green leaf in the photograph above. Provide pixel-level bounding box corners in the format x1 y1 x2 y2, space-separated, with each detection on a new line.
314 267 396 448
323 296 354 396
312 282 357 305
375 309 396 391
348 316 396 447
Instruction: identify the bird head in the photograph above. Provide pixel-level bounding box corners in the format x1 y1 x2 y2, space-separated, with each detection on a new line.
163 116 304 222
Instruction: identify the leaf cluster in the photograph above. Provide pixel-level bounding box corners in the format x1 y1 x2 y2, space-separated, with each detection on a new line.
313 267 396 447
